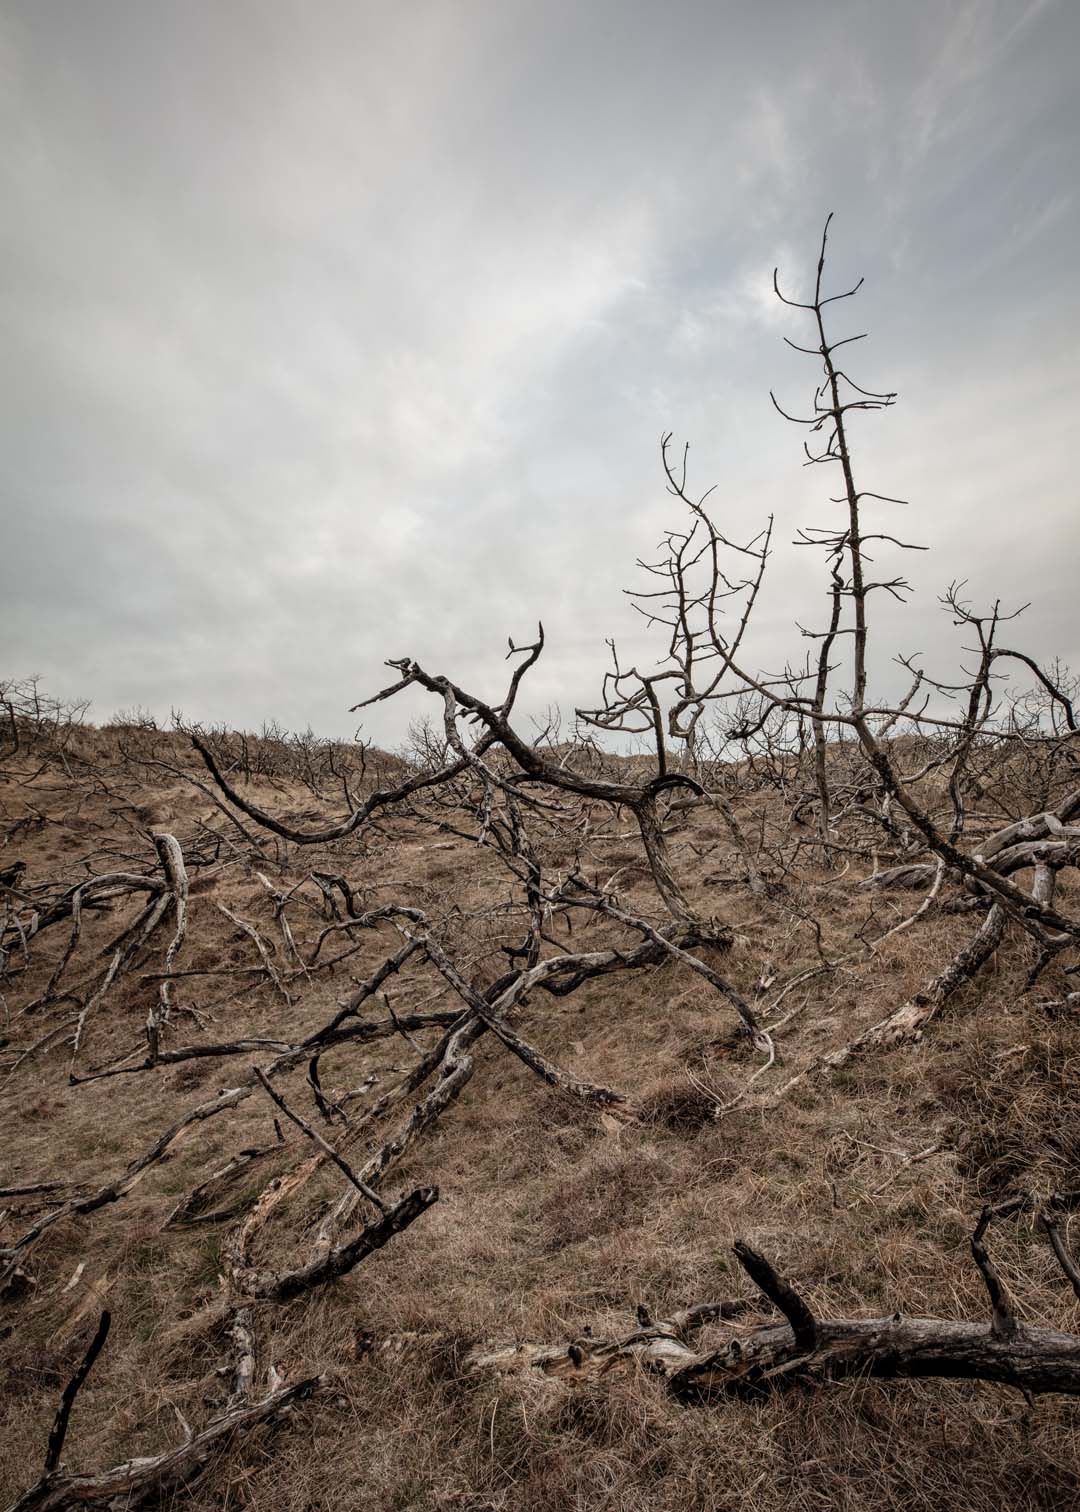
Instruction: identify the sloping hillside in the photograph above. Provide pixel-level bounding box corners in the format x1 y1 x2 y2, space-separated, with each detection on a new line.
2 702 1079 1512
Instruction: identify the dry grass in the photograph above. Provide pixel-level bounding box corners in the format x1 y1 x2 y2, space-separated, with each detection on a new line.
2 726 1079 1510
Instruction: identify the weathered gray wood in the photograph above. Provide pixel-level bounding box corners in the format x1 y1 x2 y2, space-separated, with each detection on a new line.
5 1376 325 1512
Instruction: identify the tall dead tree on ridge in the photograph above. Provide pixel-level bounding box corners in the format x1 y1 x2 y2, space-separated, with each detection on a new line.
571 216 1078 951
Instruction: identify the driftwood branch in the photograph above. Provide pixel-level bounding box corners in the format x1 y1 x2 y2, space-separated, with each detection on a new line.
162 1135 285 1229
1041 1203 1080 1304
970 1202 1020 1342
472 1223 1080 1404
146 833 188 1062
731 1240 817 1350
251 1064 387 1214
232 1184 438 1302
43 1310 111 1477
5 1375 326 1512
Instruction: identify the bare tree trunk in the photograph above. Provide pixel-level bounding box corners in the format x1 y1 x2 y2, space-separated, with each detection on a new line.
634 794 700 926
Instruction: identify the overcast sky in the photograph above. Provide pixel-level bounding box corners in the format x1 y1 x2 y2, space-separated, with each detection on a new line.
2 0 1077 747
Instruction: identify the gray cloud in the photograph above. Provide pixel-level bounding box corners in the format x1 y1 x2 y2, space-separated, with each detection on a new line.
1 0 1077 745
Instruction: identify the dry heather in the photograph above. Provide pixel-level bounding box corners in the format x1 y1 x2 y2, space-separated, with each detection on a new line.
1 709 1079 1512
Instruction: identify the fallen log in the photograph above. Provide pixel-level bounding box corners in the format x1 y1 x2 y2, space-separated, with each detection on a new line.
469 1205 1080 1404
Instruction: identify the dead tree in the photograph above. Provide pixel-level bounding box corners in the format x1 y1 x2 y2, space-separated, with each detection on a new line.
188 632 727 934
3 218 1077 1511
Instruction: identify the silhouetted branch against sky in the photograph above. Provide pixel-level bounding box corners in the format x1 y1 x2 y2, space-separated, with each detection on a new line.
1 0 1077 742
